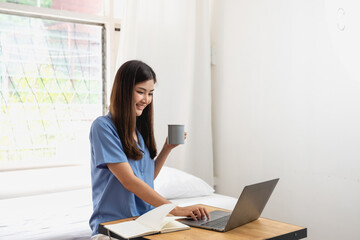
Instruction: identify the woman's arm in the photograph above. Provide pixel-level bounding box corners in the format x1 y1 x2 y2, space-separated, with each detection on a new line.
107 161 209 220
154 139 173 179
154 133 187 179
108 162 171 207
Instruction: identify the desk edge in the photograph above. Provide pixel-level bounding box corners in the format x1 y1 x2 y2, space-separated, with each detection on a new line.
266 227 307 240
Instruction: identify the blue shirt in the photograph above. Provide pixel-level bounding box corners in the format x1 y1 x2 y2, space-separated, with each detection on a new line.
89 113 155 236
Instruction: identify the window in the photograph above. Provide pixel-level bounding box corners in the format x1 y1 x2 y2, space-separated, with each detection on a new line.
0 0 123 200
0 13 104 170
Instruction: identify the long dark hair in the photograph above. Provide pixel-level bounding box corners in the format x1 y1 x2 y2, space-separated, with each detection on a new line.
110 60 157 160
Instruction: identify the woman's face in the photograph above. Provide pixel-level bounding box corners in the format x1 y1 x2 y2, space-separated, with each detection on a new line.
133 79 155 116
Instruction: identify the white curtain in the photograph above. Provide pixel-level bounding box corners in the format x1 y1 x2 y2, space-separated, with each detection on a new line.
116 0 213 185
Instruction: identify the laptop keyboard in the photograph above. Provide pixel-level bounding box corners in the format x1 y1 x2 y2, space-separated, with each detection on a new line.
201 215 230 229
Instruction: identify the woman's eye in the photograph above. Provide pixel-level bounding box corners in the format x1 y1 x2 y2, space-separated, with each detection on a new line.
137 91 144 95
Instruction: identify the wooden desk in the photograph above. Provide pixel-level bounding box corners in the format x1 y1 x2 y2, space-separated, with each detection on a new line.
99 205 307 240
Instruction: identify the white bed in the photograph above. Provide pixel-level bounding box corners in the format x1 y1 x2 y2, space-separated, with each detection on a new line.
0 167 237 240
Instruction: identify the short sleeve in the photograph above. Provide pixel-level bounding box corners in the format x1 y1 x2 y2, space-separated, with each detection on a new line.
90 117 128 169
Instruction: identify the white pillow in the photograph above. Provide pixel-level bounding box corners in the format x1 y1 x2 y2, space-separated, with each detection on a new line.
154 166 215 199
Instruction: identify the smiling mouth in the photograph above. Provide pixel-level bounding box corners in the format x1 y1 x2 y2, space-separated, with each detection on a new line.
136 104 146 110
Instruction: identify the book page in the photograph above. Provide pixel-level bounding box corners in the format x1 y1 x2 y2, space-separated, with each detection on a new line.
136 203 176 230
160 216 188 228
104 221 157 239
160 219 190 233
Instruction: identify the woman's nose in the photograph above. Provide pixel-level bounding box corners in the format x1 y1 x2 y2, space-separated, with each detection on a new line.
143 95 151 104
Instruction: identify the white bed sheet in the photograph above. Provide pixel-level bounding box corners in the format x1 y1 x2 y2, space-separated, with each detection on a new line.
0 188 93 240
0 190 236 240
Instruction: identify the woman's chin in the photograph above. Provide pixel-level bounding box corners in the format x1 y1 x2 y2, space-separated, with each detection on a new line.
136 110 143 116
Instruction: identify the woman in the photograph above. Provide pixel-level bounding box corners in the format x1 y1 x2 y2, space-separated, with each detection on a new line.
89 60 209 238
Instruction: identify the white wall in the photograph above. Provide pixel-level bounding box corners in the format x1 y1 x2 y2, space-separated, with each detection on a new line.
211 0 360 239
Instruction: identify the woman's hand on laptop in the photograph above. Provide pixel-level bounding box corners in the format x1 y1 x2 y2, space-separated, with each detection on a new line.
171 205 210 221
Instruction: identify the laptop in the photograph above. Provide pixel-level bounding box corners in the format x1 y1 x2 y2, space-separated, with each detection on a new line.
180 178 279 232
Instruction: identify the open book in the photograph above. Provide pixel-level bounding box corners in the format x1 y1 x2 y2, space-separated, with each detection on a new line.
103 203 190 239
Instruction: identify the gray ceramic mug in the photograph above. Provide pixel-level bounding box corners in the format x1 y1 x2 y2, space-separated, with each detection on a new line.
168 124 185 144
